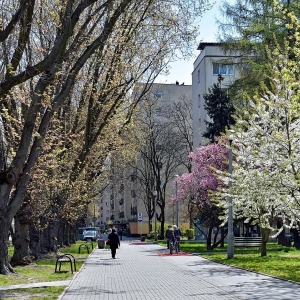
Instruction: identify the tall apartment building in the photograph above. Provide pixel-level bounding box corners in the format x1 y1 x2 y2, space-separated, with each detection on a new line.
98 82 192 234
192 42 240 149
143 82 192 226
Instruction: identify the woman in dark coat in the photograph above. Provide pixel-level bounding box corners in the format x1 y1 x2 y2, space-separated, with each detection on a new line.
108 227 120 259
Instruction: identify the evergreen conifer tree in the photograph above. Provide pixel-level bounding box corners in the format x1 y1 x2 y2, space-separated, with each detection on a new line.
203 75 235 142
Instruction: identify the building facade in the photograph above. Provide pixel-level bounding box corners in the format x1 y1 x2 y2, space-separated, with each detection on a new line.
192 42 240 149
97 82 192 234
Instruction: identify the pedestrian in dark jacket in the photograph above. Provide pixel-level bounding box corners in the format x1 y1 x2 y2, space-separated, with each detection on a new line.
108 227 120 259
165 225 175 249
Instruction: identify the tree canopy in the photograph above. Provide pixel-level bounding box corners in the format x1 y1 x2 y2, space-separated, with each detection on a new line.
0 0 211 274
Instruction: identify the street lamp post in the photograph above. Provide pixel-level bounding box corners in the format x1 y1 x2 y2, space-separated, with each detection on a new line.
153 191 158 241
93 204 96 228
227 129 235 259
174 175 179 227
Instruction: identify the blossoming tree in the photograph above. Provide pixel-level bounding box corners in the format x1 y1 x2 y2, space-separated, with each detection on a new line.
217 10 300 256
175 142 228 250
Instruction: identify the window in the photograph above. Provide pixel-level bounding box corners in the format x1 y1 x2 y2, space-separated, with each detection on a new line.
197 69 200 82
213 63 235 75
198 94 201 107
155 92 162 98
155 108 162 116
227 64 234 75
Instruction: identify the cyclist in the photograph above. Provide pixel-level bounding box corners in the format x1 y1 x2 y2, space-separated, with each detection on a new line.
173 225 181 252
165 225 175 249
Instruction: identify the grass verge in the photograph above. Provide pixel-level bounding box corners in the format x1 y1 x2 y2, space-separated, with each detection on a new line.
1 241 96 286
159 240 300 283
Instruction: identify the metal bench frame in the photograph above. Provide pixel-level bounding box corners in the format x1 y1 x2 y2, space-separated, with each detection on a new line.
85 241 94 249
78 243 90 254
55 253 76 274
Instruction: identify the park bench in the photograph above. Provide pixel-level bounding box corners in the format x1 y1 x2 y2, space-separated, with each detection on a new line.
78 243 90 254
85 241 94 250
234 236 262 247
55 253 76 274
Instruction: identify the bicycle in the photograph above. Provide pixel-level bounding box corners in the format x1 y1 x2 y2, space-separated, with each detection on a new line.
169 239 178 255
173 239 179 254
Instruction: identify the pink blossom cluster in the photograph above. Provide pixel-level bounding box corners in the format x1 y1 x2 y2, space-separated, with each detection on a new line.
174 142 228 207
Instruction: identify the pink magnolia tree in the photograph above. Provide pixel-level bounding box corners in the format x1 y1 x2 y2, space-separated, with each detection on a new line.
174 142 228 250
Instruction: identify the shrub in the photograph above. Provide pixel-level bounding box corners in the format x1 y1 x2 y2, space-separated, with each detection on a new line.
186 229 194 240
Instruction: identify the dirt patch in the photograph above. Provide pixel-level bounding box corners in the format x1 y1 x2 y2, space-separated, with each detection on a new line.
0 291 43 299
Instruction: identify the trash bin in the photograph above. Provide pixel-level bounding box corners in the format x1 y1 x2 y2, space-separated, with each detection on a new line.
140 236 145 242
98 239 105 249
285 237 292 247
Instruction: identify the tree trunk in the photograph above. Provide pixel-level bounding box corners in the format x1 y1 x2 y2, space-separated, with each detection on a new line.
10 205 33 266
70 224 76 244
220 227 225 248
41 221 57 254
57 222 64 247
260 227 270 257
29 226 41 259
292 228 300 249
0 212 15 274
277 220 285 245
64 223 70 246
206 226 213 250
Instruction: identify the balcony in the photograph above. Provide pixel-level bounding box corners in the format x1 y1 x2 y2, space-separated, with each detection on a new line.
119 212 125 218
119 198 124 205
110 215 114 221
110 204 114 210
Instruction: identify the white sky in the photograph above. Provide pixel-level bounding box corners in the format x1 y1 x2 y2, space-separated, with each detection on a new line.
155 1 227 85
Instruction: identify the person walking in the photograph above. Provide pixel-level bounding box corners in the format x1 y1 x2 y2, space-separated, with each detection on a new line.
107 227 120 259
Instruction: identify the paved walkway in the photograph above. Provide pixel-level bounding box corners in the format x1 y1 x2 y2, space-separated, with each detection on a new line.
58 240 300 300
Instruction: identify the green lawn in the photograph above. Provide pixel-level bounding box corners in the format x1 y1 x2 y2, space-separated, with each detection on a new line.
1 241 94 286
159 240 300 283
0 241 94 299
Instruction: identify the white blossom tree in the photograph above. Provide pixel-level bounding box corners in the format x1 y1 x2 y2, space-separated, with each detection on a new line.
218 19 300 256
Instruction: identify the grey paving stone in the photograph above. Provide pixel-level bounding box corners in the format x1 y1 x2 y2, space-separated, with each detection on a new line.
59 241 300 300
